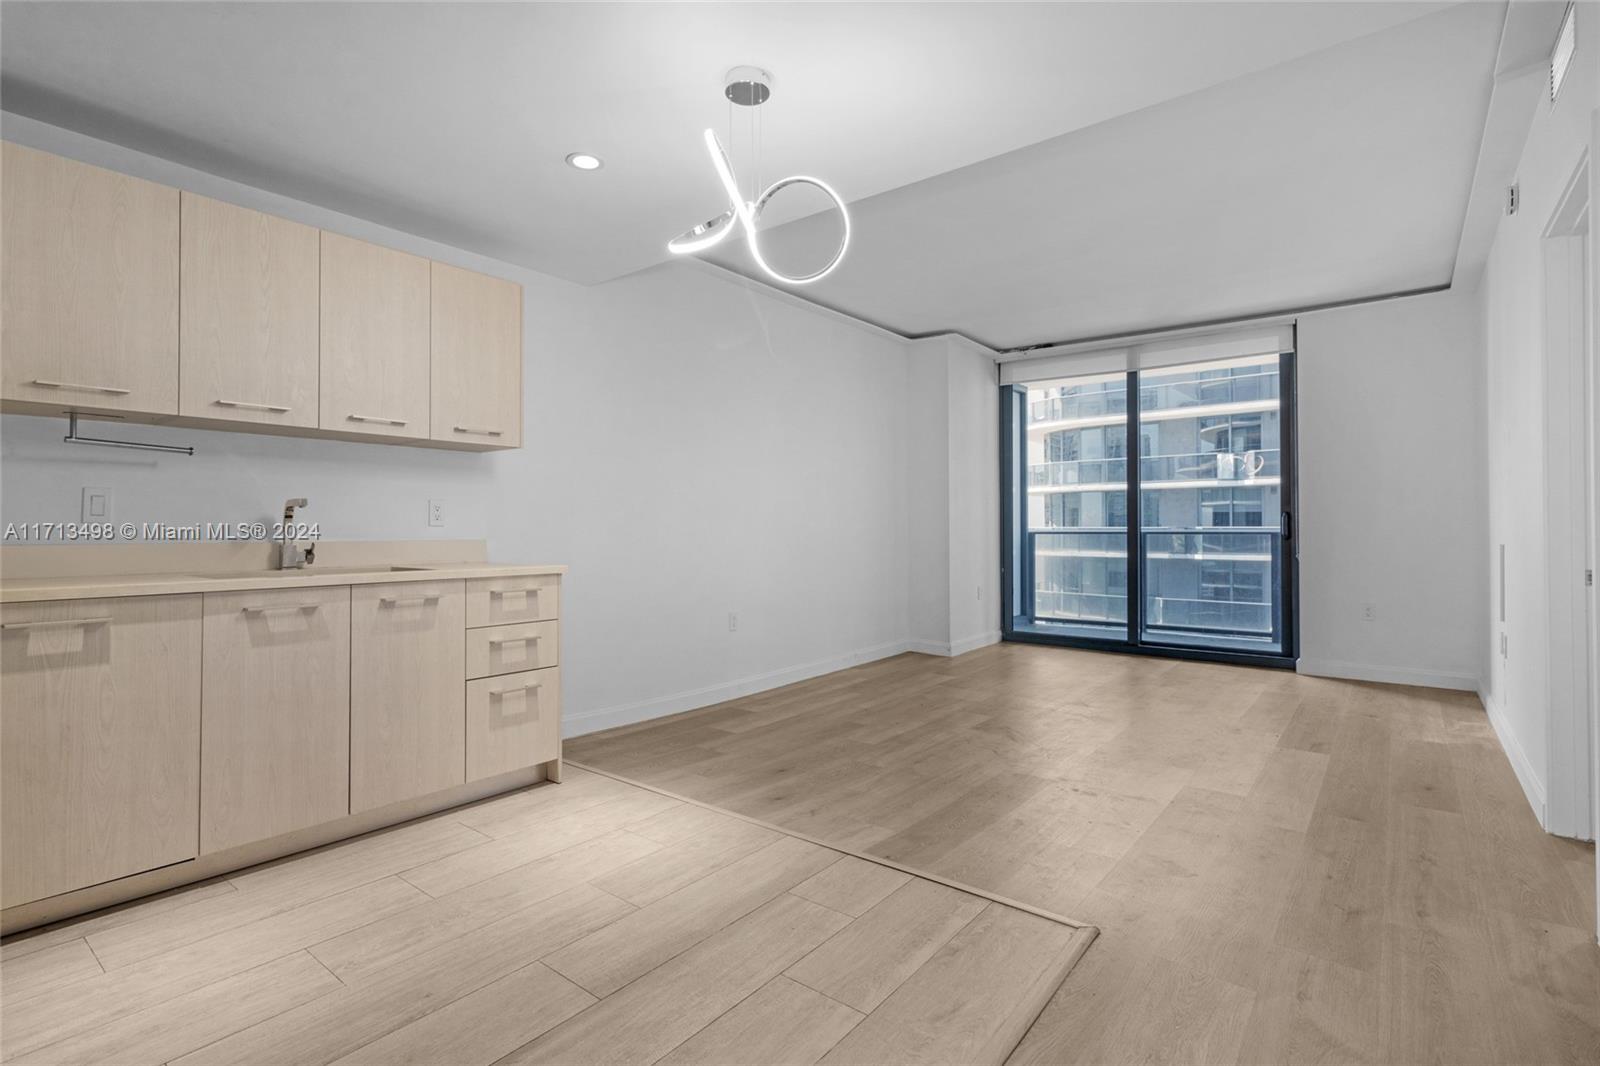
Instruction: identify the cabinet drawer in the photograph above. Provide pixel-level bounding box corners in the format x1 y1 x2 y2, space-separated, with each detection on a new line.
200 584 351 854
466 667 560 781
1 595 201 908
466 620 558 679
466 575 559 628
350 580 466 813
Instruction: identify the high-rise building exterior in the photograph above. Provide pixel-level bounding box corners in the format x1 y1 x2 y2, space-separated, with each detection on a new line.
1024 354 1283 651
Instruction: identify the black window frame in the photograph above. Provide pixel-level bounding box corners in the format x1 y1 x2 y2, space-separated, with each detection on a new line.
999 348 1300 670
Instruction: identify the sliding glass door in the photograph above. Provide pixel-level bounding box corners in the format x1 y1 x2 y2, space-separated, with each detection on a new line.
1003 349 1296 666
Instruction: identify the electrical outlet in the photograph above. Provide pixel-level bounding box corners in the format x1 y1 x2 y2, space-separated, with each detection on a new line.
728 612 738 632
427 499 445 528
1360 602 1376 622
80 487 112 524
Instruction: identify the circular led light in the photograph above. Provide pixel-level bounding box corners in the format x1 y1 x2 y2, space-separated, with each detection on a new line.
565 153 603 171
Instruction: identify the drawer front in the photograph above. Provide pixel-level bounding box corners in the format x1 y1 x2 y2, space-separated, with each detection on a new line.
466 575 559 628
350 580 466 813
1 595 201 908
200 584 351 854
466 667 560 781
466 619 558 679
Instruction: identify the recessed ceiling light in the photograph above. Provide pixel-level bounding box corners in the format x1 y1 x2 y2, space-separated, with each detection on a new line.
566 152 603 171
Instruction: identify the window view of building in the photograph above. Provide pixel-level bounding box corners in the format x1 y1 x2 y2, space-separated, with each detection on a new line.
1024 354 1285 653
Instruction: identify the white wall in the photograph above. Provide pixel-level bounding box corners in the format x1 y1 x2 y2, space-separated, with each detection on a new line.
1475 20 1600 829
0 116 914 737
903 336 1000 655
1296 288 1485 692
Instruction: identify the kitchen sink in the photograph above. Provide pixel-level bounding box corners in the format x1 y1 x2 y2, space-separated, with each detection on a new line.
187 565 437 579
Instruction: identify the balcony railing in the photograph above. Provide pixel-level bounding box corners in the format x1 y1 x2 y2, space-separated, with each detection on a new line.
1027 368 1279 426
1024 527 1282 643
1029 449 1280 490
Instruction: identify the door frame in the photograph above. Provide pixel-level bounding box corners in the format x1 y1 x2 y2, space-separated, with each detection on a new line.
1542 152 1594 843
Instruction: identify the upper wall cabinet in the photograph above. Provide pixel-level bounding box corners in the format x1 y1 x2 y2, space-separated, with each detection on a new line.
1 143 521 451
432 262 522 448
1 142 179 415
180 193 320 428
319 232 431 441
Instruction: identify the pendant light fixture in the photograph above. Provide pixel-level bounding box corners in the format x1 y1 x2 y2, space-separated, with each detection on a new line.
667 66 850 285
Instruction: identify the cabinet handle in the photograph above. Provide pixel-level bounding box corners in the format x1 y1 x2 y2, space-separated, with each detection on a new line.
379 594 439 607
453 426 503 437
31 379 131 395
347 414 408 426
489 587 536 598
488 634 539 648
216 399 292 413
241 602 321 614
490 680 541 699
1 616 112 631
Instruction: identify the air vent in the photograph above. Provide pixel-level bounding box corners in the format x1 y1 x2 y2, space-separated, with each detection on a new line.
1551 3 1576 102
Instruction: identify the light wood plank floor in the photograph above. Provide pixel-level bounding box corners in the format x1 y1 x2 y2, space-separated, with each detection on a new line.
0 765 1092 1066
569 643 1600 1065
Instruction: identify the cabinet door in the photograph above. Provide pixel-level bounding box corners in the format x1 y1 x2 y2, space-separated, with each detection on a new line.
350 580 466 813
1 595 201 907
319 231 429 439
200 585 350 854
466 666 560 781
431 262 522 447
180 193 319 427
1 142 179 414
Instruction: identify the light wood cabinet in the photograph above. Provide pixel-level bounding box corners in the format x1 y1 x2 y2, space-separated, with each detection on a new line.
350 580 466 813
0 595 201 908
1 142 179 415
180 193 319 427
467 667 561 781
466 574 560 628
200 585 351 854
466 619 558 678
319 231 430 440
431 261 522 447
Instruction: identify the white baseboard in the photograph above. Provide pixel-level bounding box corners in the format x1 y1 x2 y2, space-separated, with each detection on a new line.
1479 684 1549 829
905 630 1001 657
1295 657 1479 692
563 638 914 738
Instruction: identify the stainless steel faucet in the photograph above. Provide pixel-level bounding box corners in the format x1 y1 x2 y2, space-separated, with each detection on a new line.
279 497 315 570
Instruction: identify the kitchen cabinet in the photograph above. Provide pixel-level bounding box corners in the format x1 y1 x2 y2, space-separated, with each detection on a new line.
180 193 319 428
0 595 201 908
319 231 431 440
1 142 179 416
350 580 466 813
431 261 522 447
467 667 561 781
200 584 351 854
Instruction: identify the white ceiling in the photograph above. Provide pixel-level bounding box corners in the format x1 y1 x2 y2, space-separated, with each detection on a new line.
0 2 1500 347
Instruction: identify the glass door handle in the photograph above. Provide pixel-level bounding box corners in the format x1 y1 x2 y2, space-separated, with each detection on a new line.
1281 511 1293 540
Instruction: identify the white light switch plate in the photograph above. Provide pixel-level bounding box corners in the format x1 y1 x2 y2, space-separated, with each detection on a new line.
81 487 113 524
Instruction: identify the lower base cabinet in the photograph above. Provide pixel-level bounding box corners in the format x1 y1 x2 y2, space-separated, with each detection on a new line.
200 585 351 854
0 595 202 908
350 580 466 812
467 666 561 781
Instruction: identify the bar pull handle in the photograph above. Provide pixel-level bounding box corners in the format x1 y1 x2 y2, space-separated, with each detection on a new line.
216 399 292 413
488 634 538 647
490 680 541 699
489 587 535 598
241 602 321 615
1 617 113 631
379 594 440 607
347 413 408 426
452 426 504 437
31 379 131 395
